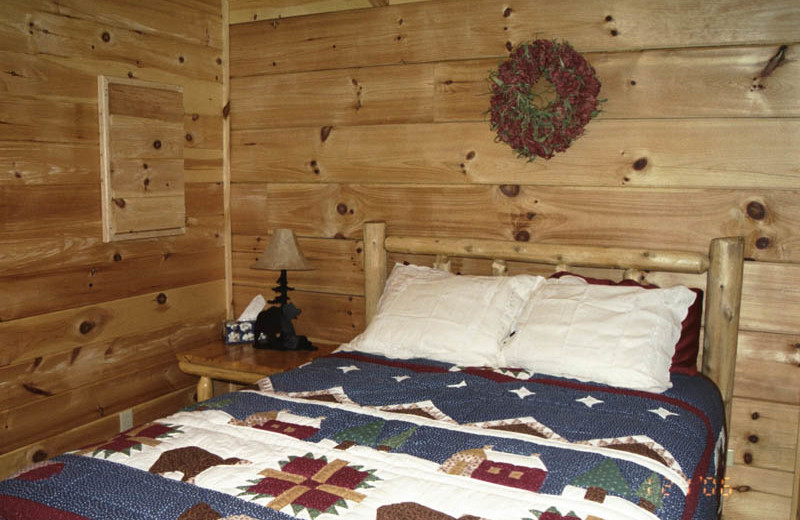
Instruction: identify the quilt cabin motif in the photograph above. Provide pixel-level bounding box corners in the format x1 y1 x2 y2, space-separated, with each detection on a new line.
0 352 726 520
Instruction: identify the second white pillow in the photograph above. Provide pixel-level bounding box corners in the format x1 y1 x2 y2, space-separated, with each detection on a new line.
501 275 696 393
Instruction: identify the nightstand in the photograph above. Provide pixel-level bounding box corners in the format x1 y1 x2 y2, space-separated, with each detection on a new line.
177 340 339 401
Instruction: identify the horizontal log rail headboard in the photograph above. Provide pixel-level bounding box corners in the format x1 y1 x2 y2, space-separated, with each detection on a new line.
361 221 745 429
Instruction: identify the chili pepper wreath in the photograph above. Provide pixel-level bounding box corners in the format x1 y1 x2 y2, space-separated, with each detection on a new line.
489 39 603 161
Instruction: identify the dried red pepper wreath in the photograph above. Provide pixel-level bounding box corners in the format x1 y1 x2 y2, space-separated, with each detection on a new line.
489 39 603 161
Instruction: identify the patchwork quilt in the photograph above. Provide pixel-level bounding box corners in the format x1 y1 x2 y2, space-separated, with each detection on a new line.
0 352 726 520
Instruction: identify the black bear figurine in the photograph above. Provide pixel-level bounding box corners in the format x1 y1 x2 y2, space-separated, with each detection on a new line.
253 303 314 351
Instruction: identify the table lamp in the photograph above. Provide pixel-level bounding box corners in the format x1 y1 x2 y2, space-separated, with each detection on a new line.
250 229 315 350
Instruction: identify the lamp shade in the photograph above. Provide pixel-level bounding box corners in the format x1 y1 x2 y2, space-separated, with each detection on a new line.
251 229 313 271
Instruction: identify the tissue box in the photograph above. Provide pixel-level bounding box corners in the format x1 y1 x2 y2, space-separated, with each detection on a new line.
223 320 256 345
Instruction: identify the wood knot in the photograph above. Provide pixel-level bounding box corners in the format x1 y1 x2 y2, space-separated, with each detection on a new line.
505 41 513 52
23 384 54 397
336 202 348 215
751 411 760 420
499 184 520 197
101 31 111 42
747 434 759 443
755 236 770 249
153 139 162 149
113 198 126 208
156 293 167 304
632 157 648 170
320 125 333 142
192 113 200 121
185 133 193 142
734 485 751 493
743 452 753 464
514 230 530 242
465 150 476 160
79 321 95 335
605 15 613 21
503 7 513 17
334 232 345 239
222 101 231 118
32 450 49 463
746 201 766 220
112 252 122 262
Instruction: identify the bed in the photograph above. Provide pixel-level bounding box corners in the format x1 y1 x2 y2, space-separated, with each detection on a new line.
0 222 744 520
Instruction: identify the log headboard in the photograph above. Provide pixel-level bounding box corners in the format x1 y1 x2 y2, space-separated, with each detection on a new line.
361 221 745 428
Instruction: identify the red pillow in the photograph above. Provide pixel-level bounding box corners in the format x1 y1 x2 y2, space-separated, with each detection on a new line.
549 272 703 375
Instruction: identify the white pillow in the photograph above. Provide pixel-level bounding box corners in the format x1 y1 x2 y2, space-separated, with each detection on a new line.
340 263 545 367
501 275 696 393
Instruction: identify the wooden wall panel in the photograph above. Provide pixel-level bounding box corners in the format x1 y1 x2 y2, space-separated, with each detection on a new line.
232 183 799 262
230 45 800 129
0 281 226 368
230 63 435 129
230 0 799 77
232 120 800 189
229 0 430 24
434 46 800 121
0 386 197 480
229 1 800 517
0 0 224 475
2 361 195 453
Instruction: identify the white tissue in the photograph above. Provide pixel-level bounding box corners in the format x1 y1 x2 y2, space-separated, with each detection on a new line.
237 294 266 321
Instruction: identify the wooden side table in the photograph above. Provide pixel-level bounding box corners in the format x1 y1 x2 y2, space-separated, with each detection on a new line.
177 340 339 401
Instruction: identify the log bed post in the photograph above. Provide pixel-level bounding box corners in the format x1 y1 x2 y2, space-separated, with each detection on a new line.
364 222 387 326
703 236 745 428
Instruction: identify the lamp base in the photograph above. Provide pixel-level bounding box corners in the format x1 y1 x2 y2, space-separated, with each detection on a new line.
252 304 316 352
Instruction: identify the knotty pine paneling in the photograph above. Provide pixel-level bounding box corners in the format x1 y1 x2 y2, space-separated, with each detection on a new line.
230 45 799 129
231 183 799 262
1 247 224 322
228 0 431 25
0 0 224 474
1 360 196 453
0 318 219 411
0 281 226 368
435 45 800 122
0 142 99 185
231 120 800 189
0 386 196 480
230 0 799 77
230 63 435 129
1 183 223 275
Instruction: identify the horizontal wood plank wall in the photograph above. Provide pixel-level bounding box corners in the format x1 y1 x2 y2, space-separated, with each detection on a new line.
0 0 225 477
229 0 800 518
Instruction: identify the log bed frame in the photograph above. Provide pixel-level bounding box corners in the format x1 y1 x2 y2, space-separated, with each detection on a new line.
361 221 745 432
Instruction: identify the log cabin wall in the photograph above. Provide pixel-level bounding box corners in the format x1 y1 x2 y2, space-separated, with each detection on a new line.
228 1 800 518
0 0 226 476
